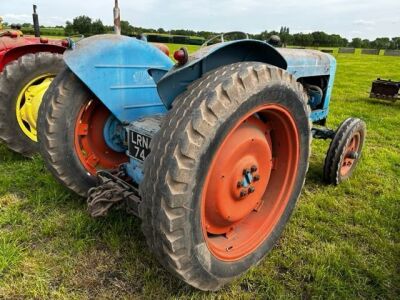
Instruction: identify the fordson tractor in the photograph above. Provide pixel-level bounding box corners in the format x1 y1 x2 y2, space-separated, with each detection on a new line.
0 6 66 156
37 32 366 290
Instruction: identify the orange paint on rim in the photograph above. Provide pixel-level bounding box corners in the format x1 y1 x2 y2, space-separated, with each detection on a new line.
74 99 127 175
340 132 361 177
201 104 300 261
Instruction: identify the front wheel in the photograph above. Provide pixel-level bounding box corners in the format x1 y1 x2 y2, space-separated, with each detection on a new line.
37 68 128 196
323 117 366 184
140 62 311 290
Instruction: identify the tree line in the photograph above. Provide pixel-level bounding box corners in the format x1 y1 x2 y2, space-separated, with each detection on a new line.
14 16 400 50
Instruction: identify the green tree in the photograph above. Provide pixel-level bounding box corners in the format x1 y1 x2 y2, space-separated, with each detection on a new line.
65 21 74 36
72 15 92 35
91 19 105 34
350 38 362 48
120 20 133 35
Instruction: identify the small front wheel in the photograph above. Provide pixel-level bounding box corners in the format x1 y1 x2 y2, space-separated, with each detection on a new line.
323 117 366 185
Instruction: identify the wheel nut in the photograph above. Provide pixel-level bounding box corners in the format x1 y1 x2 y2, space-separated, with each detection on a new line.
348 151 358 159
243 168 250 175
248 186 255 194
237 181 243 188
251 165 258 172
253 174 260 182
240 190 248 198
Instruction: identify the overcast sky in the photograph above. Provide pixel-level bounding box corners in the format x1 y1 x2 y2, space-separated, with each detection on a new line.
2 0 399 40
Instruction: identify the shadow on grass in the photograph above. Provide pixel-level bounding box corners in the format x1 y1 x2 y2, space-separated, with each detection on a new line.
0 144 29 163
366 98 400 108
306 159 326 186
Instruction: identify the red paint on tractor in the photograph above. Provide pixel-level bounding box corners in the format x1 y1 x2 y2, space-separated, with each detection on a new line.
0 33 66 72
201 104 300 261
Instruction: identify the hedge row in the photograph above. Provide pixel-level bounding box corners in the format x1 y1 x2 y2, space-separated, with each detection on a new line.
21 27 66 36
145 34 205 45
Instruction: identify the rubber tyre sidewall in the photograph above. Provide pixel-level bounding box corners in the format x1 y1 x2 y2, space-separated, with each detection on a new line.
38 68 97 196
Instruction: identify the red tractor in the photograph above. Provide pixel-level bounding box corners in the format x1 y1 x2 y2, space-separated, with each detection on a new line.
0 6 66 156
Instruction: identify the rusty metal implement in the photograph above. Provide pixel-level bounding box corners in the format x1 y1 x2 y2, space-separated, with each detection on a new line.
370 78 400 102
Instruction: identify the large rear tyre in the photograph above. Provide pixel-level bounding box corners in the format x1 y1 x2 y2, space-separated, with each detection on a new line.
140 62 311 290
37 68 127 196
0 52 63 157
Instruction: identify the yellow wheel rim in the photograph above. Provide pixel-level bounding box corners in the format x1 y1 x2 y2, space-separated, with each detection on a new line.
15 74 55 142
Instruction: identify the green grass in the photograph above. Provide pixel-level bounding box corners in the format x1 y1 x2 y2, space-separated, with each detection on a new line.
0 48 399 299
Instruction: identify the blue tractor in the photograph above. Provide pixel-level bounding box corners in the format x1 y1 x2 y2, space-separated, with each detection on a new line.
37 32 366 290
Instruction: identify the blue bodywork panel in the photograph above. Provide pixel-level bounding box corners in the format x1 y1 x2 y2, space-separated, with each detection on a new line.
277 48 336 121
64 34 174 124
157 40 287 109
157 41 336 123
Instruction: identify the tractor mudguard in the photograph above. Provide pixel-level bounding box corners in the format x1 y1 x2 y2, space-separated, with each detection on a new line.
63 34 174 123
157 40 287 108
157 40 336 123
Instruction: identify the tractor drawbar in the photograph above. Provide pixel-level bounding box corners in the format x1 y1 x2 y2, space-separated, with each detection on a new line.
87 169 141 218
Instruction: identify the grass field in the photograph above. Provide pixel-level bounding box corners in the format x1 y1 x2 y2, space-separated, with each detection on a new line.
0 47 399 299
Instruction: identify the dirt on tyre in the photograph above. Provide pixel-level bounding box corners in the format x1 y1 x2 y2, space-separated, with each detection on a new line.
37 68 128 196
0 52 63 157
140 62 312 290
323 117 366 185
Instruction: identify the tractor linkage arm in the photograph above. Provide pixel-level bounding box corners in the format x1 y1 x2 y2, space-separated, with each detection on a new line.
311 127 336 140
87 168 141 218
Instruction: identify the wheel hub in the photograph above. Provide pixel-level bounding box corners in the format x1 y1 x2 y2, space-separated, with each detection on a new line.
340 133 361 176
16 74 54 141
201 104 300 261
74 99 128 175
204 117 272 234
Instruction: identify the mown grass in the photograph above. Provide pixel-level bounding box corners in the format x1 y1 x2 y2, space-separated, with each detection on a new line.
0 47 399 299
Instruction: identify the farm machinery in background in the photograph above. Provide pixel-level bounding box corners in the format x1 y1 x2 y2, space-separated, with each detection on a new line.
0 5 66 156
36 27 366 290
370 78 399 102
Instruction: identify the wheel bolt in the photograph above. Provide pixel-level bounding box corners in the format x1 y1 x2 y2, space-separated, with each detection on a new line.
253 174 260 182
243 168 250 175
248 186 255 194
237 181 243 188
251 165 258 172
240 189 248 198
348 151 358 159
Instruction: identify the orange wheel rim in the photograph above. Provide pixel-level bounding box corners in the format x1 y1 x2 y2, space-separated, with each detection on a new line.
201 104 300 261
340 132 361 177
74 99 127 175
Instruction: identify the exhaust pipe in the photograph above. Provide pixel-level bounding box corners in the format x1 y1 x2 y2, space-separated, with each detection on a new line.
114 0 121 35
32 4 40 37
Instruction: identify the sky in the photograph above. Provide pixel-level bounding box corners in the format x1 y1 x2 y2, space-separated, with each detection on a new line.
1 0 399 40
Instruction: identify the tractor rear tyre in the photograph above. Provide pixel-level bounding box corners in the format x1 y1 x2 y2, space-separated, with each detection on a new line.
0 52 63 157
140 62 311 290
37 68 127 196
323 117 366 185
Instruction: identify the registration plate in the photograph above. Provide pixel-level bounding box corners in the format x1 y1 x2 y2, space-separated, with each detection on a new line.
128 130 152 162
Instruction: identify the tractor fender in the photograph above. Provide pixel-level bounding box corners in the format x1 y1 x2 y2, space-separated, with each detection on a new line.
0 43 65 72
157 40 288 108
64 34 174 123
